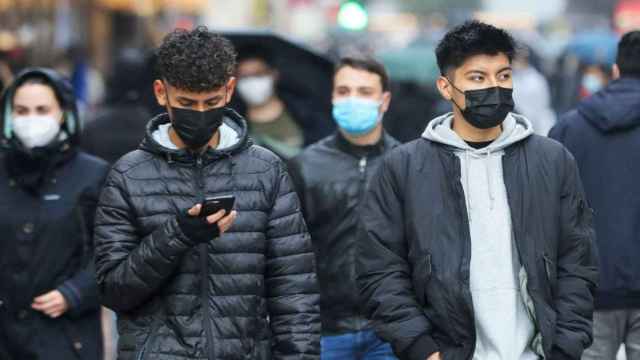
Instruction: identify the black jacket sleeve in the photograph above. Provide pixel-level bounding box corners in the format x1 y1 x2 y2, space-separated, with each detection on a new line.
57 163 109 317
286 157 309 219
93 169 196 312
265 163 321 359
357 153 439 360
551 149 599 359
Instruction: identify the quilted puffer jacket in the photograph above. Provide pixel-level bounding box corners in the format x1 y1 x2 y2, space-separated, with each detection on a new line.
94 111 320 360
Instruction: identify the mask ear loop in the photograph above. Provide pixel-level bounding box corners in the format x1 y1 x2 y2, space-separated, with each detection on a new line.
445 77 467 113
222 79 233 109
162 81 174 110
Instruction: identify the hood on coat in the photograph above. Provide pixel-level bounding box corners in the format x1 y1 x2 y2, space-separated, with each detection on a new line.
1 67 81 149
577 77 640 133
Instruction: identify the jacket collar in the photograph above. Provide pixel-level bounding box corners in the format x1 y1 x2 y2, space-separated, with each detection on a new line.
139 110 251 165
333 130 391 158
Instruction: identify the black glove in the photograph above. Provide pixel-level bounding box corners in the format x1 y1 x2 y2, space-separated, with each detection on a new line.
176 211 220 245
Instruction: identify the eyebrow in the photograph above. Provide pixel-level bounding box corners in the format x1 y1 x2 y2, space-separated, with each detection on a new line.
14 104 50 109
335 84 376 90
464 66 513 76
205 96 223 103
464 70 487 76
176 95 223 103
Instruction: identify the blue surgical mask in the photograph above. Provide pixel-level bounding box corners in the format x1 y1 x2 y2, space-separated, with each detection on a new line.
332 97 381 136
582 74 604 95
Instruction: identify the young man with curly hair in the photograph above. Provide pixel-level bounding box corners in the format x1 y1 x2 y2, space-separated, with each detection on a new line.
357 21 599 360
93 27 320 360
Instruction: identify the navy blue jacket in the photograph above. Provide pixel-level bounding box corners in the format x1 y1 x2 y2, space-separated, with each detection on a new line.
0 67 110 360
550 77 640 309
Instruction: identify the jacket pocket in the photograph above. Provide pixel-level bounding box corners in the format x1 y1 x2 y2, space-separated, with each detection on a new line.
412 253 432 306
541 254 556 299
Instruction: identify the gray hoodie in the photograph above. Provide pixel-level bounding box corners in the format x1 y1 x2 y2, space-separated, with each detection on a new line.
423 113 540 360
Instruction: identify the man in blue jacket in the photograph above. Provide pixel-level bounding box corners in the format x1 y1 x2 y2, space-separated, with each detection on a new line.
550 30 640 360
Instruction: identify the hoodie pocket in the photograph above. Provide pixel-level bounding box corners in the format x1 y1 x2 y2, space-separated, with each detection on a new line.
412 253 432 306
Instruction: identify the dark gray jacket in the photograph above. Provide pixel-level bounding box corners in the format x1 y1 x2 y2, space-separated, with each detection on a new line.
290 131 399 335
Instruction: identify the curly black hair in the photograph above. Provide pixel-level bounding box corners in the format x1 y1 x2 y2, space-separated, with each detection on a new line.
156 26 237 92
436 20 516 76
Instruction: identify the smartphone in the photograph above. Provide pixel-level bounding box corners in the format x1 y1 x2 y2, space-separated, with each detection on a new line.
200 195 236 217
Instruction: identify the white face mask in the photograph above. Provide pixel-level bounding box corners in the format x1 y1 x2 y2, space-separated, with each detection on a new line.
237 75 275 106
12 114 62 149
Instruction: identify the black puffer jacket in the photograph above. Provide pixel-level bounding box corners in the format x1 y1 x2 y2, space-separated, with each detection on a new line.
357 135 599 360
289 131 399 335
0 68 109 360
94 112 320 360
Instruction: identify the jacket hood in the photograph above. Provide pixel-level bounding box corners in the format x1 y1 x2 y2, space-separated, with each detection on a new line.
422 112 534 153
139 108 251 162
578 77 640 133
1 67 80 149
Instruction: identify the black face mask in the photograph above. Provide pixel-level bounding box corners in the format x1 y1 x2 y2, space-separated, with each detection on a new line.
169 106 226 150
448 80 515 129
164 83 228 150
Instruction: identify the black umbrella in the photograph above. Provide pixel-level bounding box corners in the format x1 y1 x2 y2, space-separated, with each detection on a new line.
224 31 334 102
223 30 336 144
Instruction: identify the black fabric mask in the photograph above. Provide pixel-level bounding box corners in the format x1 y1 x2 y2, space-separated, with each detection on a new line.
448 81 515 129
163 82 230 150
169 106 226 150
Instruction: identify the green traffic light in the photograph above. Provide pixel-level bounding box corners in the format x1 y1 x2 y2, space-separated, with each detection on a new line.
337 1 368 31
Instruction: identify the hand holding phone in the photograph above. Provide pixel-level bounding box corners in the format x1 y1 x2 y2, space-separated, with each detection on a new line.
200 195 236 217
177 195 237 245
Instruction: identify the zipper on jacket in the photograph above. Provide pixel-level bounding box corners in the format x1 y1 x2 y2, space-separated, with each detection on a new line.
359 156 367 177
136 318 162 360
450 154 472 350
542 254 553 282
137 335 151 360
357 156 368 203
195 155 215 360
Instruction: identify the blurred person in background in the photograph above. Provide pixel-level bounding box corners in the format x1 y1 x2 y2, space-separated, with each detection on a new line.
0 68 109 360
579 63 612 99
550 30 640 360
235 45 304 159
0 51 14 94
82 48 152 163
290 56 399 360
512 47 556 136
53 47 106 114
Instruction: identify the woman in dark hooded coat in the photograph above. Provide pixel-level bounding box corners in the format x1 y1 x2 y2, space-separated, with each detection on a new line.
0 67 109 360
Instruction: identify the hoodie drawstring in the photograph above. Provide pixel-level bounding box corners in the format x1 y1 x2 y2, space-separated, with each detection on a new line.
462 148 497 220
464 151 472 223
486 148 495 210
